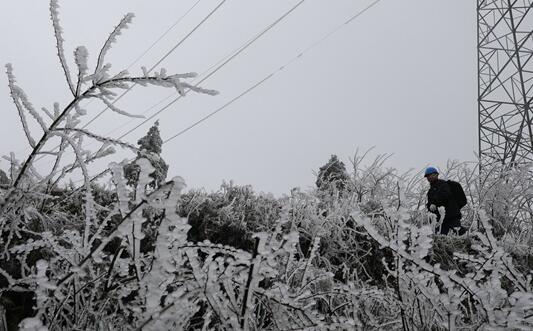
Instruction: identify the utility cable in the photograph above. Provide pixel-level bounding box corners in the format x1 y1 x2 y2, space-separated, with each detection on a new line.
162 0 383 144
98 20 287 139
125 0 204 71
59 0 309 185
116 0 306 141
30 0 300 173
163 73 274 144
51 0 384 185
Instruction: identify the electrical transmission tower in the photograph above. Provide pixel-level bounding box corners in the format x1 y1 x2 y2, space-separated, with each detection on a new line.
477 1 533 168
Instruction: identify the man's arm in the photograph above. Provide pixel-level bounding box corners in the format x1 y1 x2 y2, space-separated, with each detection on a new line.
426 192 437 212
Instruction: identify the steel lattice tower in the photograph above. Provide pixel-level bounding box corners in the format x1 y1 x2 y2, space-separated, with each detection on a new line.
477 1 533 168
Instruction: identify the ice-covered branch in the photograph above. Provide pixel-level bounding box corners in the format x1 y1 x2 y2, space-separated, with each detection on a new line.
54 127 137 152
96 96 145 118
94 13 134 78
9 87 94 191
102 73 219 96
74 46 89 95
6 64 37 148
49 0 76 95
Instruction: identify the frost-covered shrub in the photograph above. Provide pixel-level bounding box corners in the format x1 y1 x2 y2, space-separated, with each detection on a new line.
351 206 533 330
179 182 281 251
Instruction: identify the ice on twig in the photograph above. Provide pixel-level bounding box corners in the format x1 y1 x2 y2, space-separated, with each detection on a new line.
94 13 135 77
50 0 75 95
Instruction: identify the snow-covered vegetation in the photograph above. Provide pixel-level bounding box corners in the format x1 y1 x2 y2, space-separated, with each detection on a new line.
1 1 533 330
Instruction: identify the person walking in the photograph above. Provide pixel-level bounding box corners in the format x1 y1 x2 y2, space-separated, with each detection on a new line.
425 167 464 235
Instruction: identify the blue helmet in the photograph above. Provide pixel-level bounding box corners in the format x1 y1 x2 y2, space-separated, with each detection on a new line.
424 167 439 177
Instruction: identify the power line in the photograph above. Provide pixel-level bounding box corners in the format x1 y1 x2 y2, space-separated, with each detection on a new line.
126 0 204 71
66 0 305 151
163 0 383 144
140 0 226 80
61 1 309 185
52 0 384 186
97 46 246 138
31 0 301 175
115 0 306 141
163 73 274 144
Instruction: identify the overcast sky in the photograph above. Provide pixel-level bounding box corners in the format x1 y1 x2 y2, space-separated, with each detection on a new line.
0 0 477 195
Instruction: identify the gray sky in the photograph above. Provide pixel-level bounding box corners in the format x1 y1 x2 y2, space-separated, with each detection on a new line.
0 0 477 195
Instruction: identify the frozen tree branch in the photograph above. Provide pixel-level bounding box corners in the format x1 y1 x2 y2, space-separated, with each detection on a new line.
49 0 76 95
94 13 135 78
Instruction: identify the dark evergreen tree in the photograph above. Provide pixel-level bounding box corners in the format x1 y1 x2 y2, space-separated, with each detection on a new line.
0 169 9 187
315 155 349 192
137 121 163 154
124 121 169 189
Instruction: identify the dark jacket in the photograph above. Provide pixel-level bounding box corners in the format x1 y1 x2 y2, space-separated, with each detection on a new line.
426 179 461 221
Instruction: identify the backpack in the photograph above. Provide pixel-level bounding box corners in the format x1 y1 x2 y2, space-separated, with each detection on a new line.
447 180 467 209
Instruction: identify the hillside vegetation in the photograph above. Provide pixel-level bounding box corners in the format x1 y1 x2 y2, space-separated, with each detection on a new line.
1 1 533 330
